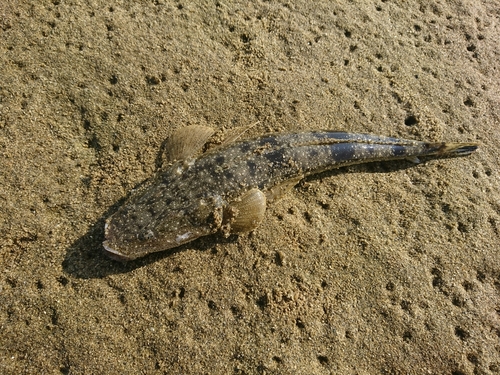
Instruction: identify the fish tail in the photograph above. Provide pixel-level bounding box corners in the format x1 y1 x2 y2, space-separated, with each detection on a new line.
425 142 478 157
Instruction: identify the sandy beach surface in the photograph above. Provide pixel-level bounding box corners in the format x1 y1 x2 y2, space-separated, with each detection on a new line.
1 1 499 374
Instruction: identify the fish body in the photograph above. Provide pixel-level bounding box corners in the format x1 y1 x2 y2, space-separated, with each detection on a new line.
103 127 477 261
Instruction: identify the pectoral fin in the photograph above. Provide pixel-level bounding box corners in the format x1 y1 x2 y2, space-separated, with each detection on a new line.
163 125 215 163
224 188 267 233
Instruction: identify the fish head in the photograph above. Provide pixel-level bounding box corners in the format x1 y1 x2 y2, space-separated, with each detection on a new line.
103 199 214 261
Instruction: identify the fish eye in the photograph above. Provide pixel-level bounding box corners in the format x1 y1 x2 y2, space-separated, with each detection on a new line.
138 230 155 241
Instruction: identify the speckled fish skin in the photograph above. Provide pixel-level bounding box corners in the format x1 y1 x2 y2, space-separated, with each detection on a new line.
103 130 477 261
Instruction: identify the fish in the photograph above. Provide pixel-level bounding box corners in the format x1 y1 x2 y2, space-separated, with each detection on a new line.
103 126 478 261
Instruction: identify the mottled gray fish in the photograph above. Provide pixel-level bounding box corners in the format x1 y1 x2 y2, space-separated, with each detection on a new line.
103 126 477 261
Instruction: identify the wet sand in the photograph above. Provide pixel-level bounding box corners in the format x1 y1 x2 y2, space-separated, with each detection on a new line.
1 1 499 374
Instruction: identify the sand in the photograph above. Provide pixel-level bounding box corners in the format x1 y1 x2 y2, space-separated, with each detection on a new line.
1 1 499 374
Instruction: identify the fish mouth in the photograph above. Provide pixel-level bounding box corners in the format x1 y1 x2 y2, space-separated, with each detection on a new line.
102 222 133 261
102 240 133 261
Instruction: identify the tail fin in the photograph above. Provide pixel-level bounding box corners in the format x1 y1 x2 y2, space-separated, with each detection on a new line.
427 142 478 157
